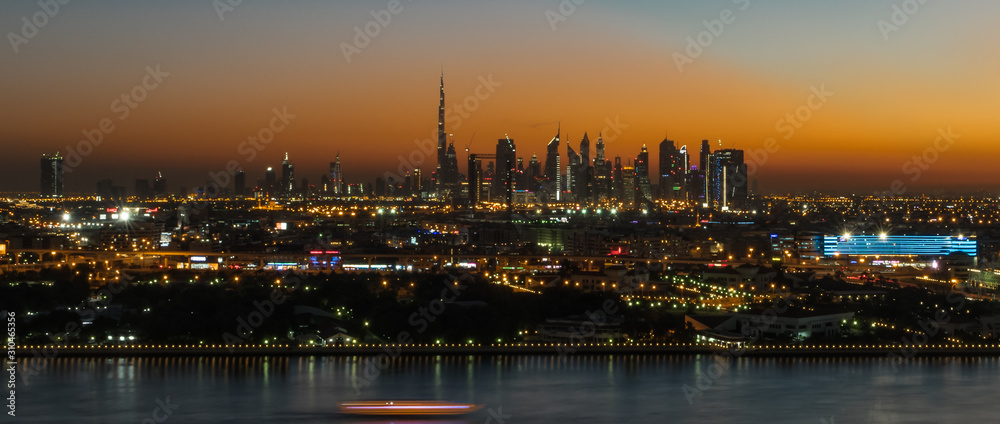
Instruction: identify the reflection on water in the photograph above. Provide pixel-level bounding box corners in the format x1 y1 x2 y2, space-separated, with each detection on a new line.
15 355 1000 423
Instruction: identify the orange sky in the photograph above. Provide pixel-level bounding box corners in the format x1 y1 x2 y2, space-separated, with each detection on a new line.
2 0 999 194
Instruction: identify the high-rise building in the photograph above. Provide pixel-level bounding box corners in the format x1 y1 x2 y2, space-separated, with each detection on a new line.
234 170 246 197
613 156 624 200
593 135 612 202
566 144 579 200
527 154 541 192
544 126 561 201
576 134 592 202
699 140 711 172
413 167 422 196
330 154 343 196
494 137 517 204
153 172 167 198
622 162 637 206
434 70 448 192
264 167 276 197
40 153 64 198
709 149 748 210
658 138 686 200
635 145 652 203
281 153 295 195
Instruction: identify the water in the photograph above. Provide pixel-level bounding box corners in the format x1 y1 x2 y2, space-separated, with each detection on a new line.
11 354 1000 423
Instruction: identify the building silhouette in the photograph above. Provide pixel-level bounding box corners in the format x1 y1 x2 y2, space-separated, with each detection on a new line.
40 153 64 198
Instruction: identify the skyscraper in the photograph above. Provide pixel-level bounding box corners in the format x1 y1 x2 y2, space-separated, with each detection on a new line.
330 154 343 196
622 162 636 206
544 126 561 201
658 138 685 200
281 153 295 195
699 140 711 172
709 149 748 210
153 172 167 198
40 153 64 198
635 145 652 203
576 134 592 202
234 170 246 197
436 72 447 190
593 135 612 202
494 137 516 204
264 166 276 197
566 143 579 200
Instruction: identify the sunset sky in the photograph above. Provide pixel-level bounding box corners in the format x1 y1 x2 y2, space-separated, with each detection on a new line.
2 0 999 195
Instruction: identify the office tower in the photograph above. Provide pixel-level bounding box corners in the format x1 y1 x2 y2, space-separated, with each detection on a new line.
153 172 167 198
281 153 295 195
709 149 748 210
494 137 516 204
413 167 422 196
436 72 447 189
445 143 460 185
566 144 579 199
593 135 612 202
234 170 246 197
613 156 624 200
40 153 64 198
544 126 561 200
330 154 343 196
635 145 652 203
134 179 151 198
699 140 711 172
622 162 637 206
659 138 686 200
375 177 387 197
576 134 592 201
527 154 541 192
688 168 706 205
264 167 276 196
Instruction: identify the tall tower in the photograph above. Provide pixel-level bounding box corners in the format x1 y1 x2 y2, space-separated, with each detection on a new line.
635 145 652 203
544 125 561 201
566 143 578 199
494 136 517 204
40 153 64 198
281 152 295 195
330 153 343 196
659 138 684 200
234 170 246 197
437 72 446 188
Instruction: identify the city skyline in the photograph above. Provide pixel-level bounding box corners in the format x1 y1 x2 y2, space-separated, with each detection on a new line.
3 0 999 194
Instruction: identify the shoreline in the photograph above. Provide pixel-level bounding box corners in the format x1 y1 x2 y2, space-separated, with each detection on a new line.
12 343 1000 358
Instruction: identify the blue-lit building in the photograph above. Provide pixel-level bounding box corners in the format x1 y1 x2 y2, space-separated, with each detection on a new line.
822 235 977 259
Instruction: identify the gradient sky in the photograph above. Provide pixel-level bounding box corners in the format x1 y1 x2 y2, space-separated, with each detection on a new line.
2 0 999 195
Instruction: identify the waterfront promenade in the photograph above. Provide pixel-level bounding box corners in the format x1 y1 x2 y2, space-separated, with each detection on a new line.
13 342 1000 358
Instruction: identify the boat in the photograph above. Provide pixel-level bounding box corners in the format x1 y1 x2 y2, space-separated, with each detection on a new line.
337 400 484 416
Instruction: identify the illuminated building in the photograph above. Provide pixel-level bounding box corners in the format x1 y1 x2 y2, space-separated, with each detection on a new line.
493 136 516 204
822 235 977 258
40 153 64 198
659 138 686 200
281 152 295 195
436 72 447 190
330 154 343 196
635 145 652 203
544 126 561 201
593 135 612 202
708 149 747 210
